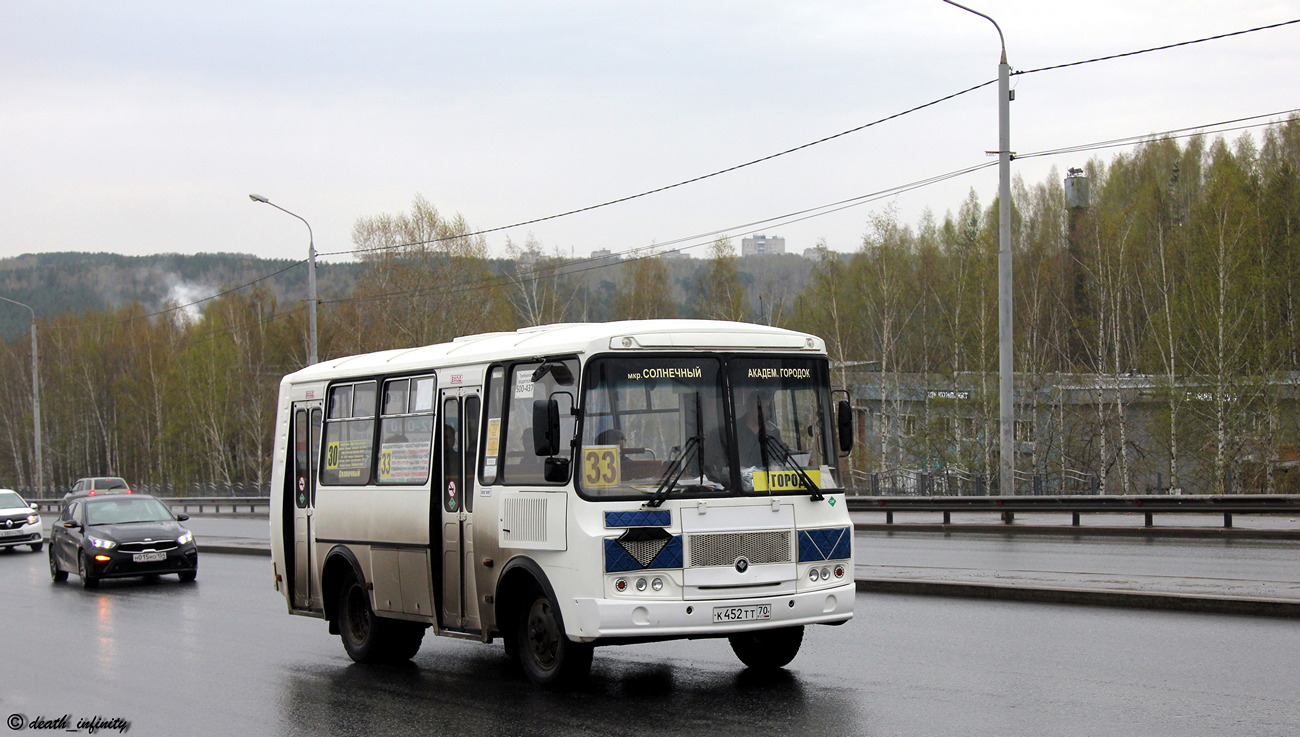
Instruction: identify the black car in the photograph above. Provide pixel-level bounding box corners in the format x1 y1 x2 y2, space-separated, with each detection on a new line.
49 493 198 589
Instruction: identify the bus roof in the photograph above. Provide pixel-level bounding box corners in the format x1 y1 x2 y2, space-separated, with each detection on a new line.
284 320 825 384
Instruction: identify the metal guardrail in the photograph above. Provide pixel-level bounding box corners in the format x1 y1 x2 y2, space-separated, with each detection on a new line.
32 492 1299 529
845 493 1300 528
849 468 1100 496
33 496 270 515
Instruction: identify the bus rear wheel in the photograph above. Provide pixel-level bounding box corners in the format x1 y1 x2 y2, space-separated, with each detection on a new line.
517 589 593 688
337 573 425 664
728 625 804 670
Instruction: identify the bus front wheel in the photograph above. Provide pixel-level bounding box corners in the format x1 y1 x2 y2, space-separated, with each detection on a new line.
517 589 593 688
728 625 804 670
337 573 425 664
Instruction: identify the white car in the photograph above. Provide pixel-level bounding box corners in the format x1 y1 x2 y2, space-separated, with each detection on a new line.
0 489 43 552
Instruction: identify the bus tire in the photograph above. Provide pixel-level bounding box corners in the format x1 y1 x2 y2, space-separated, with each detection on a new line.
337 572 425 664
517 588 593 688
728 625 804 670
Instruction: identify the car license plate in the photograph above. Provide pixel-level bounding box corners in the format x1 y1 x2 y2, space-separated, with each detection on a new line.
133 552 167 563
712 603 772 623
0 528 22 537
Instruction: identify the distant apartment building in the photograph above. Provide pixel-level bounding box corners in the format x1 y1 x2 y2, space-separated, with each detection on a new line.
741 234 785 256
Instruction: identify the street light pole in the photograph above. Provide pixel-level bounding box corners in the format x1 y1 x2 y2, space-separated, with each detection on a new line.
941 1 1015 495
0 296 42 494
249 194 319 365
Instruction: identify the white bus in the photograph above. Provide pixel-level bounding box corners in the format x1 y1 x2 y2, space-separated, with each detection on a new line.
269 320 855 687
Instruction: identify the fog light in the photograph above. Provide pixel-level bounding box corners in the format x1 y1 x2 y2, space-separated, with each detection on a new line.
635 578 648 592
809 568 820 582
651 578 664 592
94 555 112 562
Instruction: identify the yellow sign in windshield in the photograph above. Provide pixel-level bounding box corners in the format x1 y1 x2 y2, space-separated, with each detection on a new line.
752 469 820 492
581 445 622 487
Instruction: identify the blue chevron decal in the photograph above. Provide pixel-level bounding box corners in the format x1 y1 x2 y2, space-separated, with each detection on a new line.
604 510 671 528
604 535 684 572
798 527 852 562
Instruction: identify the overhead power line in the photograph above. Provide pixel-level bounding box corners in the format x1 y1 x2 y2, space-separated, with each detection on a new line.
1018 109 1300 160
318 160 1000 308
27 16 1300 334
316 79 998 259
1015 18 1300 77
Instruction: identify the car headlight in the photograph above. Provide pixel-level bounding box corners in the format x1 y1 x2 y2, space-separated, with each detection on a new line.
87 536 117 550
26 514 39 525
177 531 194 545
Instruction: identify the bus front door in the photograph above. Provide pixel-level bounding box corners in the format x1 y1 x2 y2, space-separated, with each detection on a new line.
439 388 482 632
287 400 323 611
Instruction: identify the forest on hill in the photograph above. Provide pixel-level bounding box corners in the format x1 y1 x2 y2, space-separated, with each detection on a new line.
1 118 1297 493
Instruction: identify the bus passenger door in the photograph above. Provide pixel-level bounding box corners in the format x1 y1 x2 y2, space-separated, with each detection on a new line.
439 387 482 631
288 400 323 611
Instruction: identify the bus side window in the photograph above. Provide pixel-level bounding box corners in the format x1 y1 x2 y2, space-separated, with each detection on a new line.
320 381 377 486
464 395 480 503
378 375 436 486
480 367 505 485
503 360 576 484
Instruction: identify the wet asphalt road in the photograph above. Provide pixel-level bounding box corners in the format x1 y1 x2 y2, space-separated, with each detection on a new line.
178 516 1300 599
2 548 1298 737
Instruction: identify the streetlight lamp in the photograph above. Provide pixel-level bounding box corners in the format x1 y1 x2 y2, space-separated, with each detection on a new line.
941 1 1015 495
0 296 42 494
249 194 319 366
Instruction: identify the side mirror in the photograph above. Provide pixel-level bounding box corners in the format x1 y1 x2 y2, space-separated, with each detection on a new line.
531 361 574 386
533 399 561 457
176 513 190 522
836 400 854 454
62 521 80 529
543 457 571 483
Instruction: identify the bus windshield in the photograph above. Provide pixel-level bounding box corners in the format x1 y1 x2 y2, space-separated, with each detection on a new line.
578 355 844 501
728 357 844 494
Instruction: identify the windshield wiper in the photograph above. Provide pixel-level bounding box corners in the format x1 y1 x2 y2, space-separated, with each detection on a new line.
646 436 700 508
647 394 708 508
757 411 823 502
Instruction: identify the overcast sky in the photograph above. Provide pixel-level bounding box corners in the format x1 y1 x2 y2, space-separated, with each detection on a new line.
3 1 1297 267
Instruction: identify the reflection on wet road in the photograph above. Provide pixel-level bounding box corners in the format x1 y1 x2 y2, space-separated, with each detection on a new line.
3 550 1297 736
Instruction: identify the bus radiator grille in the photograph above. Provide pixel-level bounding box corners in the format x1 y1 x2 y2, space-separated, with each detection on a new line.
687 530 793 567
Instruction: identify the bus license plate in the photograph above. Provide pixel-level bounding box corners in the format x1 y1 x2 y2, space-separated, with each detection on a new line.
133 552 166 563
713 603 771 623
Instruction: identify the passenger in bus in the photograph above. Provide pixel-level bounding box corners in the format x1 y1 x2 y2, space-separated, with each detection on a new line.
595 428 626 450
736 394 788 469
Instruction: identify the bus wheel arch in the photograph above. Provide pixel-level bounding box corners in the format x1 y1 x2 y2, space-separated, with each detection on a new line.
495 557 593 688
321 546 363 635
323 546 425 663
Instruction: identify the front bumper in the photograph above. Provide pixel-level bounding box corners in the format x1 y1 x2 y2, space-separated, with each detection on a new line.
87 547 199 578
0 524 42 548
567 580 855 642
